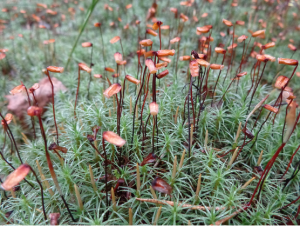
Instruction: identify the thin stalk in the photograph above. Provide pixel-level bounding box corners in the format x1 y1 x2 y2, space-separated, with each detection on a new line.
37 115 75 222
0 113 23 164
29 166 47 220
211 54 226 106
46 70 59 145
131 66 147 147
24 86 36 139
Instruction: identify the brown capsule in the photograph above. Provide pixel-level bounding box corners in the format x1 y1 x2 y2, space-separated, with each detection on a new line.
159 57 171 63
139 39 153 47
274 76 289 89
126 75 140 85
278 58 298 66
215 47 226 54
114 52 123 64
282 91 296 100
103 83 122 98
252 29 265 37
288 44 297 51
156 49 175 57
262 42 275 49
179 56 191 61
78 63 92 73
157 69 169 79
210 64 224 70
196 59 210 68
146 29 158 36
1 113 13 126
152 21 163 30
47 66 64 73
118 60 127 65
28 83 40 93
242 127 254 139
151 177 172 195
256 54 268 62
222 19 233 27
94 22 101 27
263 104 278 113
155 62 168 70
37 3 47 8
94 74 102 79
1 164 31 191
196 26 210 33
81 42 93 47
263 54 276 62
190 60 199 77
0 52 6 60
105 67 115 73
144 50 156 58
10 83 25 95
170 37 181 44
236 20 245 26
161 25 170 30
253 166 264 177
110 36 120 44
237 35 248 43
145 59 157 74
49 142 68 153
49 213 60 225
170 7 178 17
180 13 189 22
27 106 43 117
103 131 126 147
140 153 157 166
126 4 132 9
200 12 207 18
227 43 237 51
237 72 247 77
46 9 57 15
149 102 159 115
0 49 8 53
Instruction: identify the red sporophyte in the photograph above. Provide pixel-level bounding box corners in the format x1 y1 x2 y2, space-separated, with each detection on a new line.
103 83 122 98
179 56 191 61
189 60 199 77
149 102 159 116
237 35 248 43
103 131 126 147
110 36 120 44
210 64 224 70
222 19 233 27
263 104 279 113
146 29 158 36
125 75 140 85
49 213 60 225
1 164 30 191
215 47 226 54
1 163 47 220
139 39 153 47
156 49 175 57
140 153 157 166
45 66 64 145
105 67 115 72
151 177 172 195
262 42 275 49
252 29 265 37
157 69 169 79
145 58 157 74
278 58 298 66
